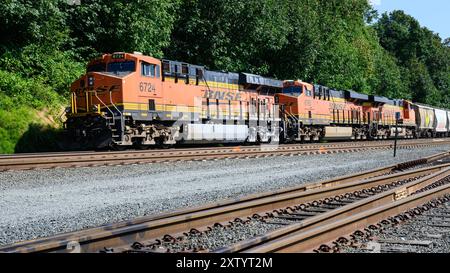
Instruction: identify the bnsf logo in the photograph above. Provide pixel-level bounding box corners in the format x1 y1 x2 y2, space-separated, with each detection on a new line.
203 90 242 101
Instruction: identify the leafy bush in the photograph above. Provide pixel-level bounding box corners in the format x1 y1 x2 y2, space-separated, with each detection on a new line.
0 63 80 154
0 70 63 110
0 104 35 154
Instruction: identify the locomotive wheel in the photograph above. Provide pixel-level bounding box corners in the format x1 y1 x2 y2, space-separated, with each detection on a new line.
111 143 127 151
159 144 172 149
158 144 174 149
135 143 151 150
155 138 173 149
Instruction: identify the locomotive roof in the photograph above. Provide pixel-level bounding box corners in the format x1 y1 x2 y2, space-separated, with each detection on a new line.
100 52 161 64
204 70 239 84
414 102 449 112
329 89 345 99
160 58 282 87
369 95 392 105
239 73 283 88
345 90 369 101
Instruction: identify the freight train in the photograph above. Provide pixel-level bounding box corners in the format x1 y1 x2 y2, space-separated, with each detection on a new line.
64 52 450 149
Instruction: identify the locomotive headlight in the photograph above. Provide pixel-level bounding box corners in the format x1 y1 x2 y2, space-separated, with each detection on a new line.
88 76 94 87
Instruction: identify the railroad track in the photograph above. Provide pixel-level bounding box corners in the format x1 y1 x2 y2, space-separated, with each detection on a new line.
1 151 450 253
1 138 449 172
224 178 450 253
336 195 450 253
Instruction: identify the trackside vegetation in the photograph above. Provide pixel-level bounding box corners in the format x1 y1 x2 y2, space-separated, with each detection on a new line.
0 0 449 153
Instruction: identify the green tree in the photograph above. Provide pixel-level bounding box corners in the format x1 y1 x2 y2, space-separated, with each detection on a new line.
370 49 409 100
289 0 379 93
0 0 69 53
0 0 83 95
0 0 83 153
375 11 423 64
66 0 180 58
375 10 450 107
166 0 293 75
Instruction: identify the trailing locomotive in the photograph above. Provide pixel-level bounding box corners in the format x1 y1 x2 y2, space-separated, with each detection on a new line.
65 52 450 149
276 81 417 142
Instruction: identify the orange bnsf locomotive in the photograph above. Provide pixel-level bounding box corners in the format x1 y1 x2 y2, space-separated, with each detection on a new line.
65 52 450 149
65 52 281 149
277 81 417 142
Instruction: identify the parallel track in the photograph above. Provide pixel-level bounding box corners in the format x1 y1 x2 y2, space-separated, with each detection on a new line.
1 151 449 253
1 139 450 172
224 174 450 253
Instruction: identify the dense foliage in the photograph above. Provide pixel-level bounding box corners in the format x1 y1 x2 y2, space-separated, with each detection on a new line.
0 0 449 153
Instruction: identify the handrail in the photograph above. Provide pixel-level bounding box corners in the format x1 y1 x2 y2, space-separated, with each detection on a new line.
201 72 213 120
109 90 123 118
109 90 125 138
286 105 299 123
73 92 78 113
93 90 115 126
58 108 67 125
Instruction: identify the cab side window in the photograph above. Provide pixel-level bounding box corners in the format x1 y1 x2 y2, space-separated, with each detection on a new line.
142 62 156 77
305 88 312 97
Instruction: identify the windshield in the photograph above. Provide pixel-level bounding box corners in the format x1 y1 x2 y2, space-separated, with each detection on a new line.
283 86 302 94
107 61 136 74
87 63 106 72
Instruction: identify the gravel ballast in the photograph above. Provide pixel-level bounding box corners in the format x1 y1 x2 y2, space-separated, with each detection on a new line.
1 144 450 246
341 199 450 253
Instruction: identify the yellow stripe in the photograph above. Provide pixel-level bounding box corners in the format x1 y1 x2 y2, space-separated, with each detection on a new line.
198 81 240 90
120 103 199 112
329 98 346 103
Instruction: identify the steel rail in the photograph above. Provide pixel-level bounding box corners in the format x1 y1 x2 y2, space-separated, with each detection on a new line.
221 169 450 253
0 141 386 159
0 138 446 160
1 153 449 253
1 139 449 172
1 138 445 159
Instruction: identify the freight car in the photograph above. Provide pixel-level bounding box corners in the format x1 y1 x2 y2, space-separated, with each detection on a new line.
411 103 449 138
64 52 450 149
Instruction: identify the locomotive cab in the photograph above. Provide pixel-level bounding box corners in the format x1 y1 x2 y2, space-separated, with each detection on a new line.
66 52 165 149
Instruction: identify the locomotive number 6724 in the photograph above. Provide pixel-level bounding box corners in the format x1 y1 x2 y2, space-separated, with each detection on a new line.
139 82 155 93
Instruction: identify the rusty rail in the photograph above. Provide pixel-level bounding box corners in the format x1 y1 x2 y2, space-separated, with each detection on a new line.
1 151 449 253
217 168 450 253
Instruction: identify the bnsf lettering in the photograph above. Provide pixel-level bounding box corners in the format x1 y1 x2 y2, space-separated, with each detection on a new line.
330 103 345 110
203 90 242 101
